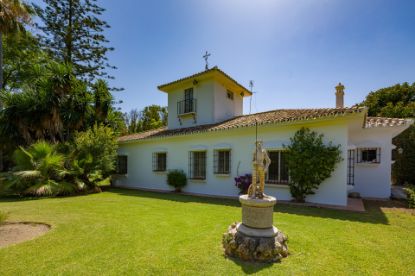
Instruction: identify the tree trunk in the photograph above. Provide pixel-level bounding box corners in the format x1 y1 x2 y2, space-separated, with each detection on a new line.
0 32 3 171
0 32 3 90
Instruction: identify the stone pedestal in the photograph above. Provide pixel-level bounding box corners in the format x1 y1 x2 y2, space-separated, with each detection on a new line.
222 194 288 262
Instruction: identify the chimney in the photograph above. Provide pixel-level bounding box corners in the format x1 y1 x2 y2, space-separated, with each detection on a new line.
335 82 345 108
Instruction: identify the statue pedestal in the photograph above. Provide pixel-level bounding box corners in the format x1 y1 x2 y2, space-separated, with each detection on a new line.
222 194 289 263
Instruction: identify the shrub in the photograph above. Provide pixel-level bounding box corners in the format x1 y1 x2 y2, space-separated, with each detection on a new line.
234 174 252 194
1 141 76 196
284 127 342 202
69 124 118 190
167 170 187 192
0 211 7 224
403 184 415 208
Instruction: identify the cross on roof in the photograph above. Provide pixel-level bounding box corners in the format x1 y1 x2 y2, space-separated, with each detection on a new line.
203 51 211 70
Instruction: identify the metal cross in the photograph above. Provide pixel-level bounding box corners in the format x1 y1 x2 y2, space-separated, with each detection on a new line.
203 51 211 70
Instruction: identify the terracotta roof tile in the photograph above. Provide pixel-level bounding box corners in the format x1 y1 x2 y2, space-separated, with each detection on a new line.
118 107 366 143
157 66 251 95
365 117 411 128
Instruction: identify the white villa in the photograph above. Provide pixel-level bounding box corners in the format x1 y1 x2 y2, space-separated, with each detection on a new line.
114 67 412 206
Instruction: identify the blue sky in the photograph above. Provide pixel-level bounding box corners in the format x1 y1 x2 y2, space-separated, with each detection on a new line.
39 0 415 113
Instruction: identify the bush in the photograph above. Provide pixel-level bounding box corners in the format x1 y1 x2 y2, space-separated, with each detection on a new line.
167 170 187 192
403 184 415 209
0 211 7 224
0 141 76 196
234 174 252 194
284 127 342 202
69 124 118 189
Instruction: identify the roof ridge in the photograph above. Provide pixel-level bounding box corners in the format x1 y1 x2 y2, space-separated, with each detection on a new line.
242 106 364 117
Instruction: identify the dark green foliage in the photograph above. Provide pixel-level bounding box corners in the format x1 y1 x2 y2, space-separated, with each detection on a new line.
0 141 76 196
403 184 415 209
284 127 342 202
69 124 118 189
393 125 415 185
124 105 168 134
167 170 187 192
0 125 118 196
0 62 88 145
359 82 415 185
34 0 116 83
2 32 47 90
359 82 415 118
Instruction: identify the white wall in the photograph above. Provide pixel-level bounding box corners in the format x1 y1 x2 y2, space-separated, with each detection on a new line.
213 82 243 123
115 119 350 206
349 127 396 199
167 79 243 129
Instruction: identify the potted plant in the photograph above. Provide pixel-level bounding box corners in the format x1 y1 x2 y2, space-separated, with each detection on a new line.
167 170 187 192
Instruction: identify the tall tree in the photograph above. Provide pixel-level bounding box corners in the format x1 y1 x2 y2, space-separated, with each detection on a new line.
124 105 168 134
359 82 415 185
0 0 33 171
0 0 33 90
35 0 115 84
2 32 46 90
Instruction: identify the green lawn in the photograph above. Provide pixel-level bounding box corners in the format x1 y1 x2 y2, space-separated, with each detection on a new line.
0 188 414 275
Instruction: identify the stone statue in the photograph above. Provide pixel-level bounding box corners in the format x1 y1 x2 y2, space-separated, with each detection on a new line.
247 141 271 199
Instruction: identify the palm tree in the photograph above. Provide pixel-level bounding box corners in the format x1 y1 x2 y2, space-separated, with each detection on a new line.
0 0 33 89
1 141 76 196
0 0 33 171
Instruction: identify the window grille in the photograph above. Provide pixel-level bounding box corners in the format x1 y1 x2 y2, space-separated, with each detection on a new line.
266 151 289 184
214 150 231 174
357 148 381 164
189 151 206 179
152 152 167 171
347 149 355 185
116 155 128 174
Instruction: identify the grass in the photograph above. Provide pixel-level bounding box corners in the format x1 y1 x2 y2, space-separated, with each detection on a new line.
0 210 7 224
0 188 414 275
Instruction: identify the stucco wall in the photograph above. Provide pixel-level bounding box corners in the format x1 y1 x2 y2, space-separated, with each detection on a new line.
349 128 396 199
167 81 215 129
213 82 243 123
115 120 350 206
167 79 244 129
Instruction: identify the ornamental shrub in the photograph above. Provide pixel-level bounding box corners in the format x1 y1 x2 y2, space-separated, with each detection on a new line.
284 127 342 202
69 124 118 190
403 184 415 208
0 141 76 196
234 174 252 194
167 170 187 192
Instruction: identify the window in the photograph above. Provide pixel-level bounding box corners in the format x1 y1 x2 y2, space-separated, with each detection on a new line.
347 149 355 185
152 152 167 171
226 90 234 100
266 151 289 184
357 148 381 163
116 155 128 174
214 150 231 174
184 88 194 113
189 151 206 179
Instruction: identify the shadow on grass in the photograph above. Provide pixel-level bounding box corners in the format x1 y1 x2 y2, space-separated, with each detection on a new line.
223 255 274 274
108 187 393 225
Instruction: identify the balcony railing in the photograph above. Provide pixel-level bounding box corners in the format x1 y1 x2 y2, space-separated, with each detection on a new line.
177 99 197 115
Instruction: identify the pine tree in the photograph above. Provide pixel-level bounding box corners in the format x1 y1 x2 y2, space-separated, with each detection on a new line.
34 0 116 84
